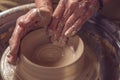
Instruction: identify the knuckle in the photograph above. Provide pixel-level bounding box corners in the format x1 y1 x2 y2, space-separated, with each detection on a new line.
9 38 12 44
17 16 30 27
66 21 72 27
17 16 25 24
58 0 65 8
53 16 61 21
31 8 37 12
71 25 77 30
69 1 78 7
58 22 64 27
9 38 15 46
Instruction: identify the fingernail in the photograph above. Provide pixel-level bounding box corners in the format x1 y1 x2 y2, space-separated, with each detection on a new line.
64 30 71 37
71 31 77 36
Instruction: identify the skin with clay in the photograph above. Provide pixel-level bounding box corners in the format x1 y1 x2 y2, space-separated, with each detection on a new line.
7 0 117 64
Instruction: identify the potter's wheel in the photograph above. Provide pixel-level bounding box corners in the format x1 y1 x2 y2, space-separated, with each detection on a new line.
1 27 99 80
0 5 99 80
1 45 99 80
1 28 98 80
1 47 17 80
0 3 120 80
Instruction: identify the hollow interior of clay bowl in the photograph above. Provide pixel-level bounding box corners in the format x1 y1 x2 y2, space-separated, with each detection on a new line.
20 28 84 68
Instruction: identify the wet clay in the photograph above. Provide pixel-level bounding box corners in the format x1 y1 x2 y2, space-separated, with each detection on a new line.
1 27 100 80
14 28 85 80
20 28 84 67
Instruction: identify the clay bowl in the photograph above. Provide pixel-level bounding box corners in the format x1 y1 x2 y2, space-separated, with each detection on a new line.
15 28 84 80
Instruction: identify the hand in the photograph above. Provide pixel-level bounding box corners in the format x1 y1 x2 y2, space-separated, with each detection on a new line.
49 0 99 41
8 4 53 65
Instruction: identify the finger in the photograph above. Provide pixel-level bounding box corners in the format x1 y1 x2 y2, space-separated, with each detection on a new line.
18 8 46 27
9 24 25 55
64 19 82 37
63 0 79 20
61 3 87 37
48 0 65 32
55 0 79 39
18 9 38 28
64 10 92 37
8 24 25 64
52 22 64 41
65 0 99 37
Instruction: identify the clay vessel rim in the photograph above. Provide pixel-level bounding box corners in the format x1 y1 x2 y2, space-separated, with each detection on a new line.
21 38 84 69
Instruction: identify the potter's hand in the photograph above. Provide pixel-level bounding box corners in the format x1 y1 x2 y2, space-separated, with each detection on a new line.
49 0 99 41
8 0 53 65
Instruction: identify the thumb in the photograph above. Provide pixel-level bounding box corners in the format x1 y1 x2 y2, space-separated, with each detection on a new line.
17 9 38 28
